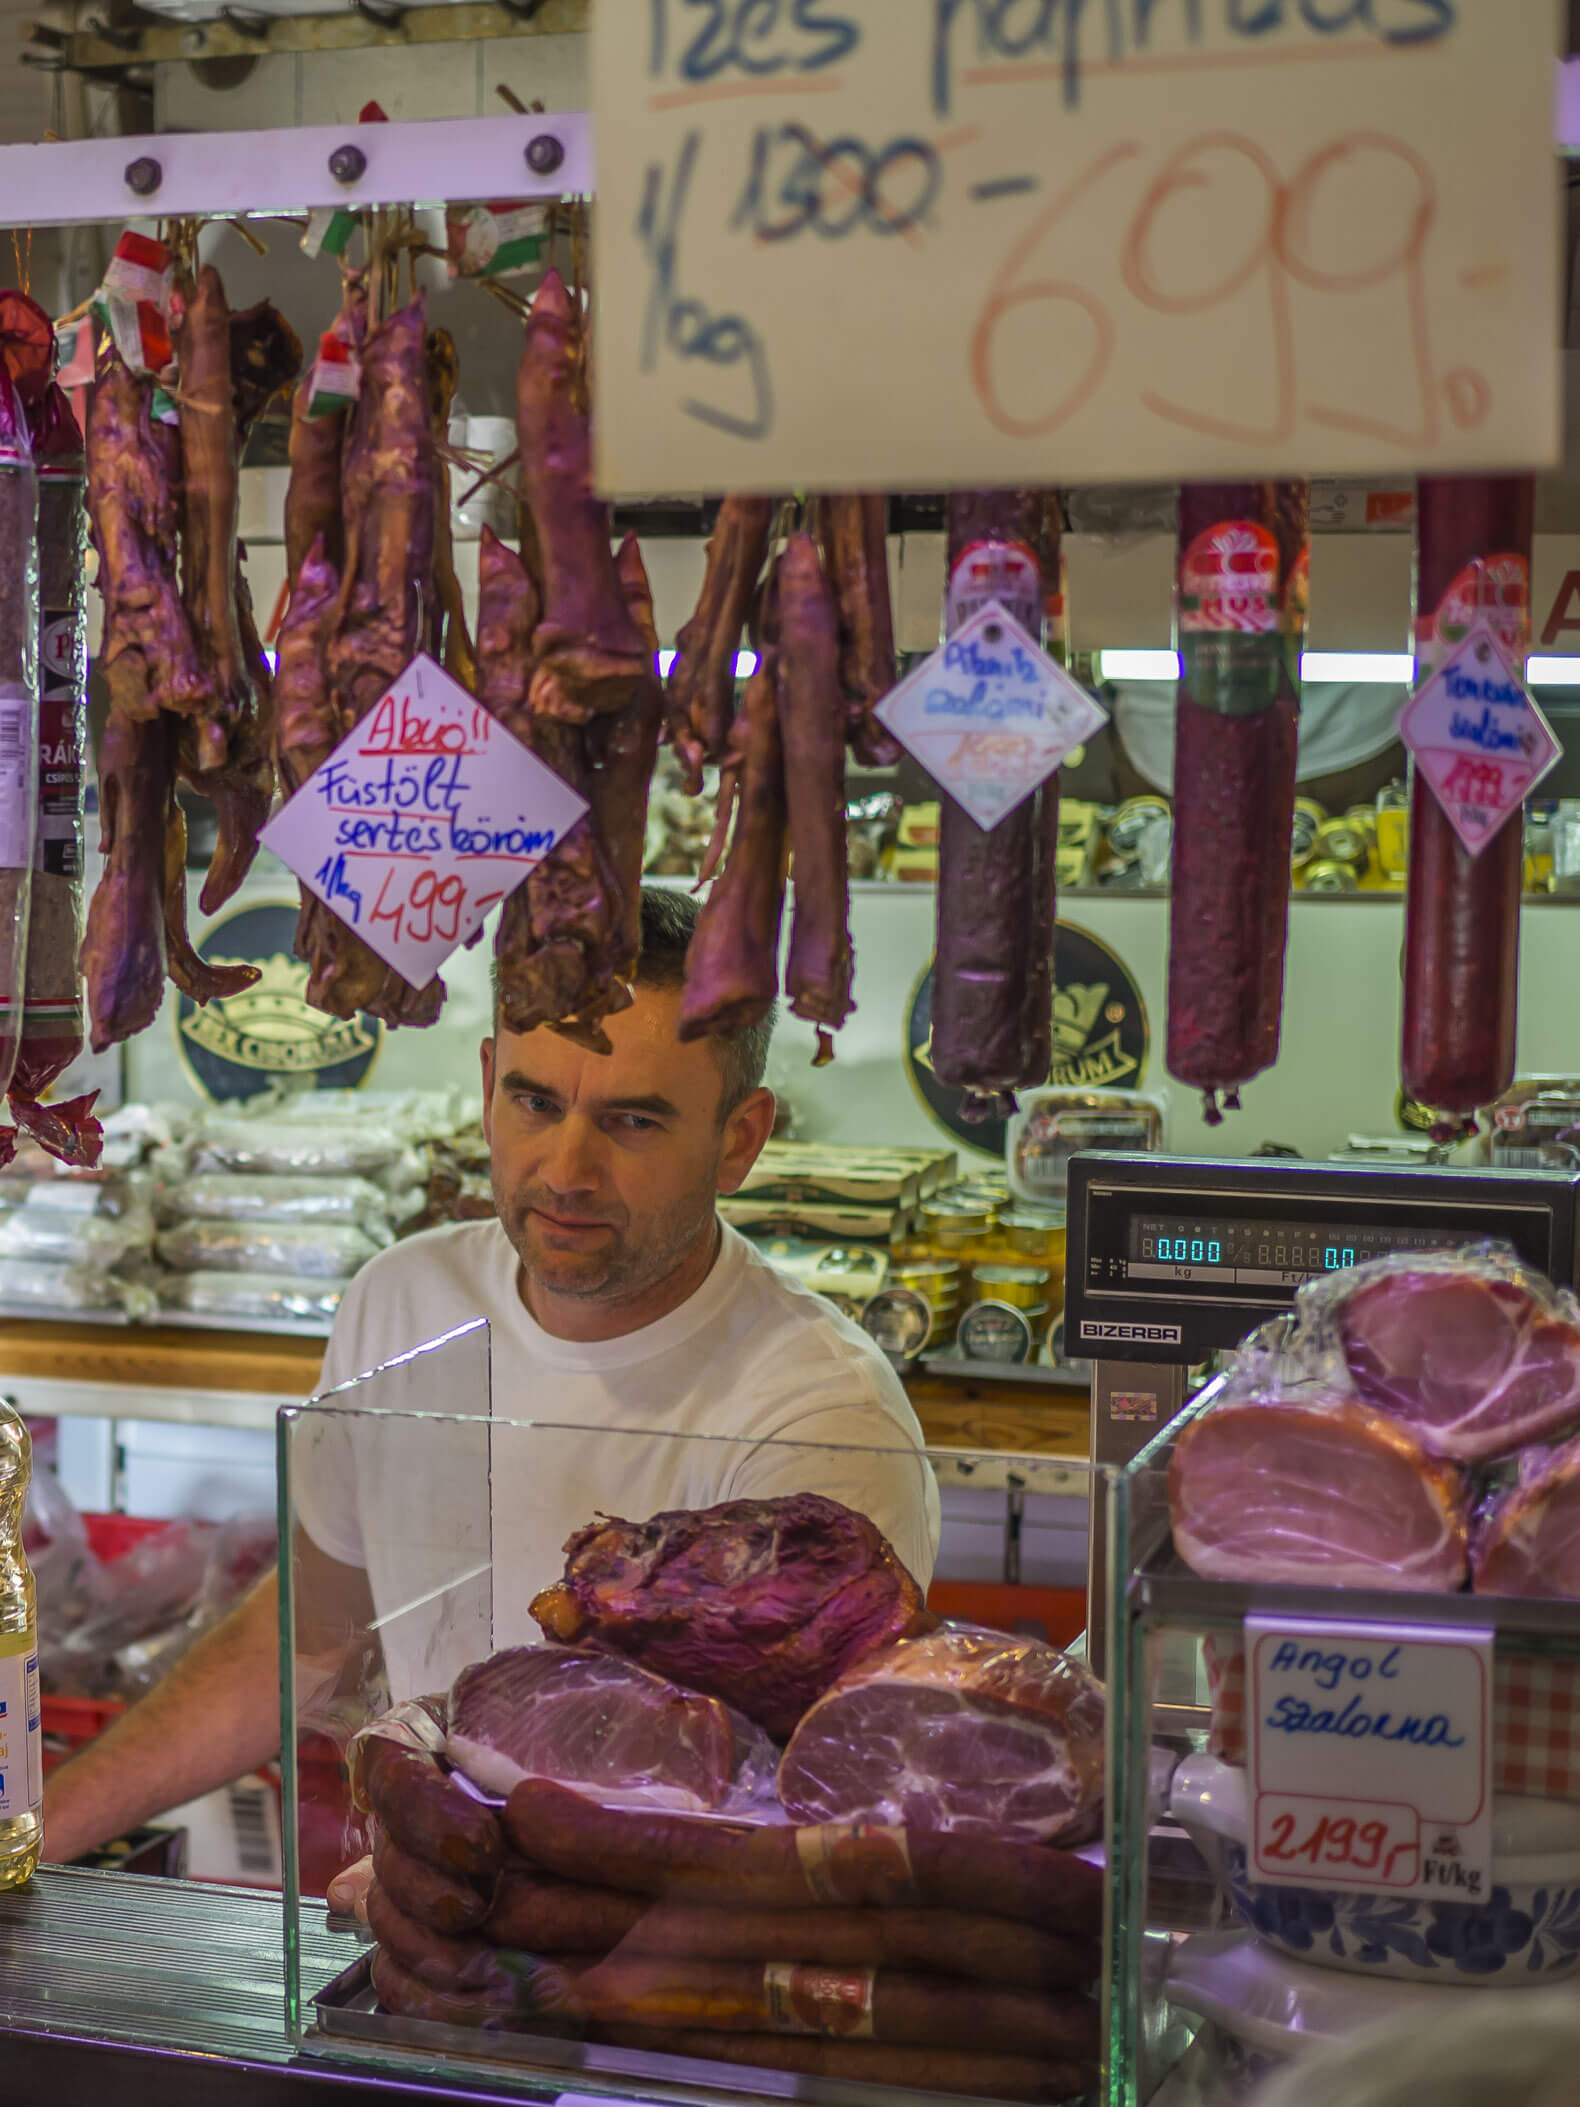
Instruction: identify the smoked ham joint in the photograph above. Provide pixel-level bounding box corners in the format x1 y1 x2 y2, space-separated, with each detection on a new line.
0 8 1577 2107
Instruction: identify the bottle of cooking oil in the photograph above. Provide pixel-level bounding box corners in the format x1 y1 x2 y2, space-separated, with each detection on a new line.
0 1401 41 1887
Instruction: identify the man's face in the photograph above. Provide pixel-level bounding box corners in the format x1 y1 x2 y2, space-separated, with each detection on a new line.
481 984 772 1315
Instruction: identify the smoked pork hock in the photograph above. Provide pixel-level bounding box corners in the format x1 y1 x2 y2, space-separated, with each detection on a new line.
777 1625 1105 1844
446 1645 768 1812
1168 1390 1470 1591
530 1493 925 1740
1301 1247 1580 1465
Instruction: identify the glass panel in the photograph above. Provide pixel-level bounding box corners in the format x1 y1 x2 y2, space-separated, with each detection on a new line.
280 1329 1122 2107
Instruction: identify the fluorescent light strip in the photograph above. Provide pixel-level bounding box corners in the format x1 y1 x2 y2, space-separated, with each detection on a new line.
656 649 757 678
1528 656 1580 686
1300 651 1414 684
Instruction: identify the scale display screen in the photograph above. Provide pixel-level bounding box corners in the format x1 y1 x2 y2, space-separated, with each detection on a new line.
1126 1214 1476 1292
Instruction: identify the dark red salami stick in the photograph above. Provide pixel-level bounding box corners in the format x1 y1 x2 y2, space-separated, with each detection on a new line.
1401 475 1533 1134
1165 482 1302 1123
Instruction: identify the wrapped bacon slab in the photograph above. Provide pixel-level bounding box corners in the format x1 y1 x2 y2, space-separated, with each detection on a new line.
517 271 647 720
1473 1434 1580 1596
1299 1243 1580 1465
1168 1377 1470 1592
666 495 774 791
775 532 854 1058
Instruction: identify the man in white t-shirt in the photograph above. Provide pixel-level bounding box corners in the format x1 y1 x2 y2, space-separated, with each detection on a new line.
43 888 940 1866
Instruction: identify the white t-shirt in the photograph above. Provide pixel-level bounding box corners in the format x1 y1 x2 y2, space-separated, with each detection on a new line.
291 1219 941 1697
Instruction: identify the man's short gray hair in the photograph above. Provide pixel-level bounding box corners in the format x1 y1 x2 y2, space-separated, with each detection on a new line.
491 885 775 1115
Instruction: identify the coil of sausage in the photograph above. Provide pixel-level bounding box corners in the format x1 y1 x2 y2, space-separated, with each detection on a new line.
1400 475 1534 1135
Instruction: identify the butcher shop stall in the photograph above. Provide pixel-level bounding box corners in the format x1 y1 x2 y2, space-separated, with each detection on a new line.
3 1 1580 2105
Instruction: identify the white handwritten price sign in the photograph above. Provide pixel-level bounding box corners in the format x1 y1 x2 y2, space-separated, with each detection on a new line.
1247 1614 1493 1903
592 2 1557 496
260 653 587 988
1400 621 1560 854
876 600 1105 829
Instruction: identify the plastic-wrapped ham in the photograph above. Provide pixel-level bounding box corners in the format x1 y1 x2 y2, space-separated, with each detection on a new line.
1473 1437 1580 1597
1299 1245 1580 1465
530 1494 925 1741
445 1646 771 1812
776 1627 1105 1844
1168 1389 1470 1592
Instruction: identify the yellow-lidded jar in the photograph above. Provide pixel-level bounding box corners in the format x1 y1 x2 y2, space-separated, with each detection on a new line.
967 1264 1049 1311
919 1200 1000 1268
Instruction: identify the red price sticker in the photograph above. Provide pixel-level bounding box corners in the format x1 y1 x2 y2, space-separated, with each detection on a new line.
1253 1793 1418 1891
1246 1614 1492 1904
261 652 588 988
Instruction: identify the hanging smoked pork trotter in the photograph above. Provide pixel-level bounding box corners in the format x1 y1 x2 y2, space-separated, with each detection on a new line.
285 276 365 582
1165 482 1304 1123
1401 476 1534 1136
812 492 902 767
931 489 1051 1120
679 656 788 1041
665 494 775 792
477 528 626 1045
311 296 442 1028
516 271 648 722
775 532 854 1060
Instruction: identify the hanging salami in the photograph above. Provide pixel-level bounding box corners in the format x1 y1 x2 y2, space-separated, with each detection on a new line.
1400 475 1534 1134
1165 482 1307 1124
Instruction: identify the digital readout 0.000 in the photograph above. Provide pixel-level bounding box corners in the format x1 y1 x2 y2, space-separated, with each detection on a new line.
1130 1217 1473 1276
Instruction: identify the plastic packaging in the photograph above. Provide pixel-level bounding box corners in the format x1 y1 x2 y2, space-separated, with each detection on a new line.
158 1269 343 1325
1166 1321 1472 1592
1006 1087 1167 1205
0 1200 153 1266
777 1625 1106 1844
160 1172 394 1230
0 1258 155 1316
154 1218 390 1279
190 1119 408 1179
1295 1241 1580 1465
0 1396 41 1884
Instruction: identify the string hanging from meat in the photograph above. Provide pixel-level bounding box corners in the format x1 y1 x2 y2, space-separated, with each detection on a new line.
811 492 902 767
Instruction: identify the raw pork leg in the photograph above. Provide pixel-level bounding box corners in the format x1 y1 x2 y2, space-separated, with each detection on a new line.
446 1647 742 1812
777 1627 1105 1844
1334 1266 1580 1464
1168 1394 1470 1591
1473 1437 1580 1596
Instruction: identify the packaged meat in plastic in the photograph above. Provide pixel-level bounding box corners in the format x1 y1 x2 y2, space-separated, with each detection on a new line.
1295 1241 1580 1464
0 1257 157 1317
446 1646 779 1815
159 1171 394 1230
777 1625 1105 1844
1471 1436 1580 1597
1167 1328 1471 1591
531 1493 927 1741
158 1269 343 1326
0 363 38 1128
0 1198 153 1265
189 1117 407 1179
154 1217 390 1279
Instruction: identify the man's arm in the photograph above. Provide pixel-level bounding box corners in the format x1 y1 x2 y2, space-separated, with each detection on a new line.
44 1535 377 1865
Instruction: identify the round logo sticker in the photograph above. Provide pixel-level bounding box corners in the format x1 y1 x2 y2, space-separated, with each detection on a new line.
904 919 1149 1160
174 900 383 1102
1178 519 1281 636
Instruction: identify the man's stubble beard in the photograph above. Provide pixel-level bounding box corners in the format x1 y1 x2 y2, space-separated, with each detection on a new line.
495 1178 719 1307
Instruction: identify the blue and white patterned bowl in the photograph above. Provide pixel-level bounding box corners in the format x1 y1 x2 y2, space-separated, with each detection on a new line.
1171 1754 1580 1985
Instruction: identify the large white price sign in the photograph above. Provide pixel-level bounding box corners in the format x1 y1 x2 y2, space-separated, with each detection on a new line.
1247 1614 1493 1903
593 1 1558 496
261 654 587 989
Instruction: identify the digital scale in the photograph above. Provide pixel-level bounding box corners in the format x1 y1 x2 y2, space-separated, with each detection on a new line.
1065 1153 1580 1670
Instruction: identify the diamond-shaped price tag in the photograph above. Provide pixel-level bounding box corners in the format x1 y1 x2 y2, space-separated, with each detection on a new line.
1398 621 1559 856
260 652 588 988
875 600 1107 831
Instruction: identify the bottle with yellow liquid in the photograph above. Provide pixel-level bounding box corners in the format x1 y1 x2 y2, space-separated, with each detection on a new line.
0 1401 41 1888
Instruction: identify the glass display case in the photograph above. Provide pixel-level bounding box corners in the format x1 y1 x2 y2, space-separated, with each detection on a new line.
1108 1378 1580 2107
278 1319 1122 2106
